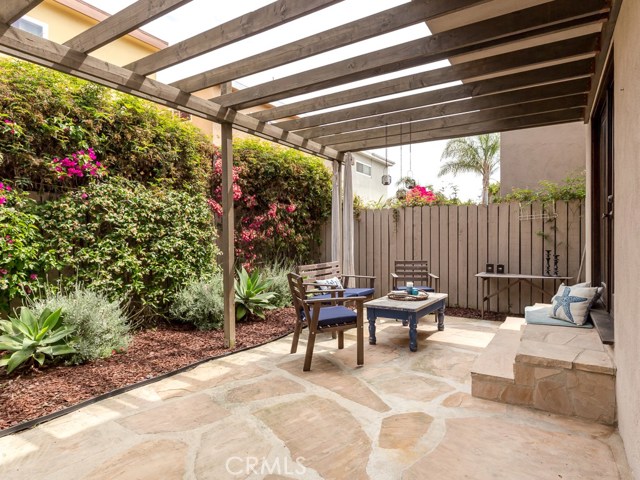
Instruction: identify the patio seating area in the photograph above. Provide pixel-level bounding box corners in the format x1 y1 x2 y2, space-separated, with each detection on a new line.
0 315 630 479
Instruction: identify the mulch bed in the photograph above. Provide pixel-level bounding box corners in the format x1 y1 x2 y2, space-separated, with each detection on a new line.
0 306 513 432
0 307 297 432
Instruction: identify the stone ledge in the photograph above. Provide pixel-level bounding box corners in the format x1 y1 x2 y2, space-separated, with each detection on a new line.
471 328 522 381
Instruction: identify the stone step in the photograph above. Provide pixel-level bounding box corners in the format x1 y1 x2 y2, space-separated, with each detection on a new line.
471 318 525 382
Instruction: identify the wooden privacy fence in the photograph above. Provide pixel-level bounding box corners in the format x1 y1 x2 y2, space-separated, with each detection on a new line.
319 200 585 314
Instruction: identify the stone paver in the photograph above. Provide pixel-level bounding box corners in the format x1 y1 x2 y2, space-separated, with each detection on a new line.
0 316 630 480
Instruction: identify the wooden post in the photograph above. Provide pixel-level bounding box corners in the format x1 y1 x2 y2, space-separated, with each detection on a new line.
221 120 235 348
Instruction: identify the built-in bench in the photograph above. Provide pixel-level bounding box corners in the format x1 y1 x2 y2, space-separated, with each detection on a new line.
471 308 616 425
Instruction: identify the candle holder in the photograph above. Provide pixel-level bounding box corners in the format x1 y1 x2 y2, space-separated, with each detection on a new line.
553 254 560 277
486 263 494 273
497 264 505 274
545 250 551 276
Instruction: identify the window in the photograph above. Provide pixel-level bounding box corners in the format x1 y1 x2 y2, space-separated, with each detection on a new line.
356 161 371 177
12 17 48 38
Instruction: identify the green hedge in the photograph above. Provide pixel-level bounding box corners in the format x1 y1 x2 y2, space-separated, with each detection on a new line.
38 179 220 317
0 59 214 192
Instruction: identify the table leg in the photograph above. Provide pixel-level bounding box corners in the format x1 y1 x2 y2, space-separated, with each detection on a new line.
409 313 418 352
481 278 485 318
437 305 445 331
367 309 377 345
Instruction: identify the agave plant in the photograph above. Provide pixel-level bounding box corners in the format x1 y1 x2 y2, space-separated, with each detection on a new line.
0 307 76 374
234 267 277 321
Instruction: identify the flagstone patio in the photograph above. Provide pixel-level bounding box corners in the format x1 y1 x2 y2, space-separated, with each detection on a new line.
0 316 631 479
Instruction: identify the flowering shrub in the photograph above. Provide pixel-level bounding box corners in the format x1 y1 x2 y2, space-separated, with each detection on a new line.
0 184 52 312
208 139 331 269
403 185 437 207
39 179 220 318
48 148 107 182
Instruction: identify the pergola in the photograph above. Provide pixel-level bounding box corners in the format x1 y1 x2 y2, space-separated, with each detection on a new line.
0 0 619 346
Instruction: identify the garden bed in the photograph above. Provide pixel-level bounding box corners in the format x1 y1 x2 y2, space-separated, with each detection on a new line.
0 307 297 432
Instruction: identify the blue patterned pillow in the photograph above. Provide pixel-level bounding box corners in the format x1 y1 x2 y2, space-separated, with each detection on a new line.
550 283 598 325
316 277 343 290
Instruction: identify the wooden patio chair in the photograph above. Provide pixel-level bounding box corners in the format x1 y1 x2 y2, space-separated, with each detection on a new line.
391 260 440 293
288 272 364 371
296 260 375 300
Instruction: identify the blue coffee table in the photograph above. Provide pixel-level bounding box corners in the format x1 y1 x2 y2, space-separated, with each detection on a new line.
365 293 447 352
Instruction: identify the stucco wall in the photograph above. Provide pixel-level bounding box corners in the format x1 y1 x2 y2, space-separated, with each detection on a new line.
351 153 390 202
500 122 587 195
612 0 640 475
28 1 159 65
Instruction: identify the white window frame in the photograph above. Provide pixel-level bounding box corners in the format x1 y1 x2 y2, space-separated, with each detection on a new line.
12 15 48 39
356 161 372 177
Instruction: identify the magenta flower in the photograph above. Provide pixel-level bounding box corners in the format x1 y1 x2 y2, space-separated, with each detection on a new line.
0 269 7 275
0 197 6 205
81 193 88 199
29 273 38 281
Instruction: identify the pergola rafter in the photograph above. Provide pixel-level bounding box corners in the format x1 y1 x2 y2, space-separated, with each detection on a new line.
125 0 345 76
1 1 44 24
64 0 192 53
323 94 588 148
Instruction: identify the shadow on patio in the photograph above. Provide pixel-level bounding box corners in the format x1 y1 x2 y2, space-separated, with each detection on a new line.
0 315 630 479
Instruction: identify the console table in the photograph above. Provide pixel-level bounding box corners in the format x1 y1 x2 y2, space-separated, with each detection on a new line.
475 272 572 318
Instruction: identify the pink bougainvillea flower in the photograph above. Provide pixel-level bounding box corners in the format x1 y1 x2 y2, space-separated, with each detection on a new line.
0 197 6 205
81 193 88 199
286 204 296 213
29 273 38 280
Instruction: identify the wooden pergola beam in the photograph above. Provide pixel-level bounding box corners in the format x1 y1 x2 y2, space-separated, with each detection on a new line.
64 0 192 53
278 47 597 132
0 25 340 160
171 0 490 93
302 79 591 140
333 109 586 152
326 95 587 149
253 34 600 123
215 0 608 109
1 0 44 24
125 0 344 76
585 0 622 120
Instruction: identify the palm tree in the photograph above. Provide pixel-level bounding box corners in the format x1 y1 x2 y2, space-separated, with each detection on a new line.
438 133 500 205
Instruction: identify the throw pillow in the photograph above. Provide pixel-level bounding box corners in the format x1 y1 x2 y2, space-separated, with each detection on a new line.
316 277 344 290
550 283 598 325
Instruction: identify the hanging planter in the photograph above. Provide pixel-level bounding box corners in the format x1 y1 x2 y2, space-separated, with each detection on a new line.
381 174 392 185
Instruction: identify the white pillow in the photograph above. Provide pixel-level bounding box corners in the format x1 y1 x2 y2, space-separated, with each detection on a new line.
316 276 343 290
550 283 598 325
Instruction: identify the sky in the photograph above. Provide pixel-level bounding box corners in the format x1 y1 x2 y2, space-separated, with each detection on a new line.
83 0 498 202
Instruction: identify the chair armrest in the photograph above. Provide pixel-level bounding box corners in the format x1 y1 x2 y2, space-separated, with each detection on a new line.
428 273 439 280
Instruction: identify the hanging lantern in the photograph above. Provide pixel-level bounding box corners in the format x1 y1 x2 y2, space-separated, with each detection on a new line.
381 124 391 186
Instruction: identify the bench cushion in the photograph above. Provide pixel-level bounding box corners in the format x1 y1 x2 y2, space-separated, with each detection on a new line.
344 287 375 298
525 305 593 329
306 306 357 328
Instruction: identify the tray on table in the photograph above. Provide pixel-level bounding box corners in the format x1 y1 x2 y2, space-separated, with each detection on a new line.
387 290 429 301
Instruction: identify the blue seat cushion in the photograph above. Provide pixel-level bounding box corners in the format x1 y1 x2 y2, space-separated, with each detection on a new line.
344 288 375 297
397 285 435 293
525 305 593 329
303 305 357 328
